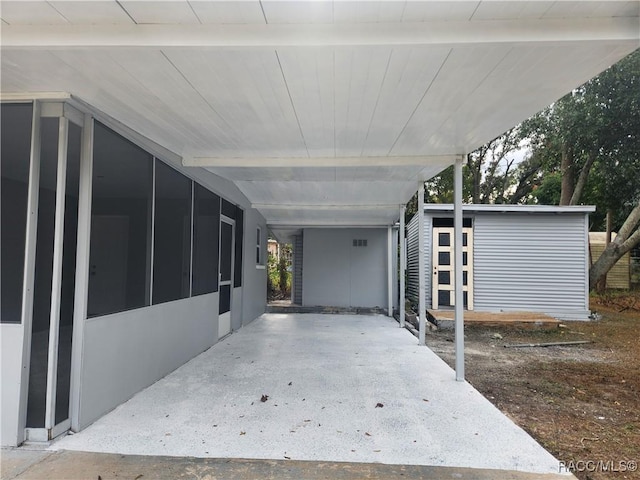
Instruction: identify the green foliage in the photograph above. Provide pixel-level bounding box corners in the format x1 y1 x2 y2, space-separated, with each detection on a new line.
522 48 640 229
532 172 562 205
267 243 292 300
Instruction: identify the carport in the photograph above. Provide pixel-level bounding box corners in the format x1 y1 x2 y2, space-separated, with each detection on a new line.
1 0 638 452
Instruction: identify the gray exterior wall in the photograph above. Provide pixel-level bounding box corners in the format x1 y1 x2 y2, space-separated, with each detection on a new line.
473 213 589 320
79 294 217 428
1 325 23 446
240 207 268 327
302 228 387 308
406 208 591 320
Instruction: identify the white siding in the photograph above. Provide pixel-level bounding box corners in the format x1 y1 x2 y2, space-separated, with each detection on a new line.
474 213 589 320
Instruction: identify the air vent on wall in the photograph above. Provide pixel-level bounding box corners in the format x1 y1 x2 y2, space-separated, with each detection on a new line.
352 239 368 247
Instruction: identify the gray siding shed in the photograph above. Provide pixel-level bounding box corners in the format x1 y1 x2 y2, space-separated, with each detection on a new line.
406 205 594 321
406 212 431 307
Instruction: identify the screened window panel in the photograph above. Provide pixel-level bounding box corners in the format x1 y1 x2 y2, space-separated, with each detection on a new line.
152 161 192 304
1 103 32 324
88 122 153 317
192 184 220 295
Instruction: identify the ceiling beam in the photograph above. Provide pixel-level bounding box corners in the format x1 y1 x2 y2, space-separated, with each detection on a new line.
254 204 401 211
267 220 397 227
2 17 638 48
185 155 458 168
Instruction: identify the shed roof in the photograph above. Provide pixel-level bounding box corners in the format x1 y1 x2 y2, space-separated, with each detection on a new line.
423 204 596 214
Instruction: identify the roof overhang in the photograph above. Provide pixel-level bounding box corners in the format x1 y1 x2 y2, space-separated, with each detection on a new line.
2 1 638 240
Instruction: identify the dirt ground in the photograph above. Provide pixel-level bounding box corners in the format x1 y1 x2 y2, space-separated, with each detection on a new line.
427 291 640 480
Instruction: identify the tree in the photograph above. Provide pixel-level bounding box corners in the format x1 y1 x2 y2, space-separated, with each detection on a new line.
523 49 640 286
589 202 640 290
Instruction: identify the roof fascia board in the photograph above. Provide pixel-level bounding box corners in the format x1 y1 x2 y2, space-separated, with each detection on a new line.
0 92 72 101
268 221 395 227
2 17 638 48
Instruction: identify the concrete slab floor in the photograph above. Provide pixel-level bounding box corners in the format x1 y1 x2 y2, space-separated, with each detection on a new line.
51 314 566 475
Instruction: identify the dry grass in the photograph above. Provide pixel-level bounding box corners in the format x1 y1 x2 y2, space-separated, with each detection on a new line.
429 290 640 479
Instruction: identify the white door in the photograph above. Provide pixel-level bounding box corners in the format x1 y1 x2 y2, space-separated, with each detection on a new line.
218 219 234 339
432 227 474 310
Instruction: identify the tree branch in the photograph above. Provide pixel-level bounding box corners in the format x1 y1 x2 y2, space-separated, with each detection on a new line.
589 201 640 289
570 150 598 205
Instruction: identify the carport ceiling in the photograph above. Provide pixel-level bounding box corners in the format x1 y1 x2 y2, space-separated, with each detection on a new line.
2 1 638 239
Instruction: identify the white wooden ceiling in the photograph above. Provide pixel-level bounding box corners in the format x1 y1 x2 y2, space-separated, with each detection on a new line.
2 1 638 239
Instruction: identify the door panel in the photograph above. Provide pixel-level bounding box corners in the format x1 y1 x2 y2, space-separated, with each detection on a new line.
432 227 473 310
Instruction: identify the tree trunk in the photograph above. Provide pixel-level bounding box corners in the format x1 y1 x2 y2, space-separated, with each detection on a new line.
589 202 640 290
570 150 597 205
596 210 613 292
559 145 575 206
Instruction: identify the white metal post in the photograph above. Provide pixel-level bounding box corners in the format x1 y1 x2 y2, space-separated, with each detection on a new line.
387 226 393 317
17 101 42 444
454 155 465 381
399 204 406 328
44 116 69 431
418 182 426 346
69 113 93 432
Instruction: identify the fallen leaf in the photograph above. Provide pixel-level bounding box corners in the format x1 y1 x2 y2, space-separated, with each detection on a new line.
134 475 144 480
288 382 292 386
375 403 384 408
240 431 246 435
365 432 371 437
373 450 381 452
284 456 291 460
423 399 429 402
261 394 269 402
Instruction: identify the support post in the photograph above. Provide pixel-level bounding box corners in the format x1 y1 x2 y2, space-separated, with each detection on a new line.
399 205 406 328
69 113 94 431
45 116 69 431
387 226 393 317
418 182 426 346
454 155 465 381
17 101 42 445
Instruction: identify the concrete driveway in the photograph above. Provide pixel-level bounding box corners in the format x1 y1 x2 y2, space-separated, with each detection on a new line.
51 313 563 475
